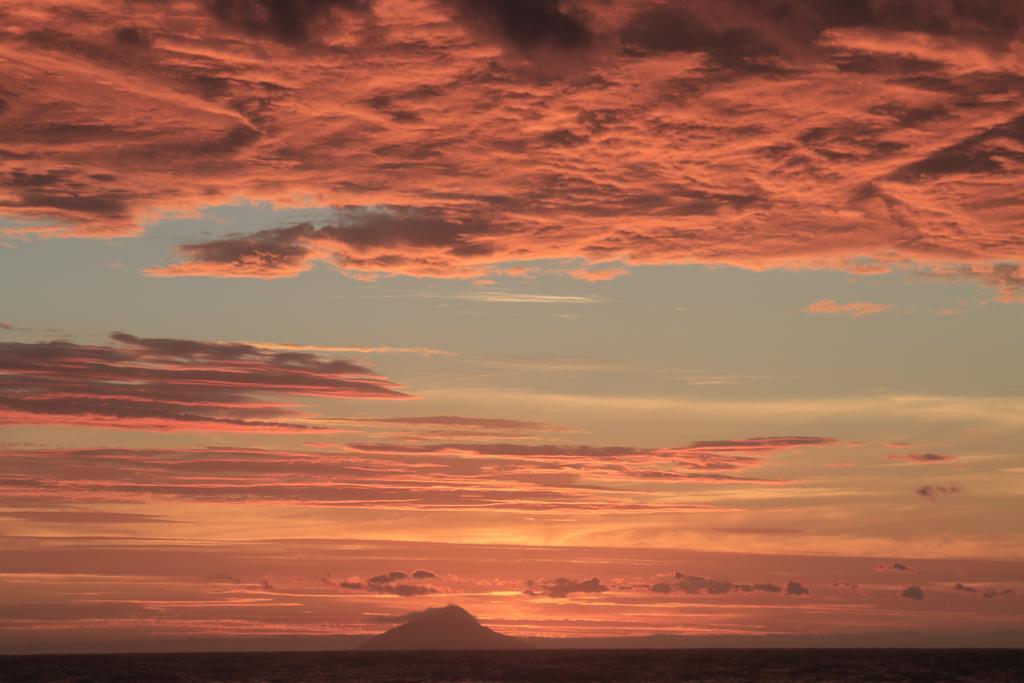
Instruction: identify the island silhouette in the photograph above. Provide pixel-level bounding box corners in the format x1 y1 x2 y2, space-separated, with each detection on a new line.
358 605 530 651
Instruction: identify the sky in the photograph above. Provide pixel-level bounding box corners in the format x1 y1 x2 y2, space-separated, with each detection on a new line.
0 0 1023 653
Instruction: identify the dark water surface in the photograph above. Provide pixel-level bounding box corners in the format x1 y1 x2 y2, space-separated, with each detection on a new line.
1 649 1022 682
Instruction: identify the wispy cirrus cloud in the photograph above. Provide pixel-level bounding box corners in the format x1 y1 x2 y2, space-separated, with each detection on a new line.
885 453 956 463
348 435 837 470
0 432 838 515
344 436 836 486
240 341 455 357
342 415 567 431
448 291 602 304
0 444 737 513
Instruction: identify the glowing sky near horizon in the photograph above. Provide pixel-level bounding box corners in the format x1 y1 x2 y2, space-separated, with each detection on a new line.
0 0 1023 651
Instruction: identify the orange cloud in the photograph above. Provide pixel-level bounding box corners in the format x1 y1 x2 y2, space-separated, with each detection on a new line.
805 299 892 317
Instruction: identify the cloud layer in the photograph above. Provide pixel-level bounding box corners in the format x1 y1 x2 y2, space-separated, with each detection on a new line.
0 1 1021 290
0 428 840 514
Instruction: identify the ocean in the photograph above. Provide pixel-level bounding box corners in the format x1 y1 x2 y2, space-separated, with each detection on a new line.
1 649 1022 682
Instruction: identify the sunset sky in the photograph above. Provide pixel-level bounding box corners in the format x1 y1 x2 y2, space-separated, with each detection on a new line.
1 0 1022 652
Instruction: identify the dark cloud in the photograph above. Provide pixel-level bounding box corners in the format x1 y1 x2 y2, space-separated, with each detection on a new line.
900 585 925 601
541 129 589 147
653 572 787 596
673 572 733 595
632 0 1024 55
532 577 608 598
112 26 150 48
162 224 316 277
955 583 1015 599
156 207 499 279
620 4 775 72
389 584 436 596
366 570 436 596
618 0 1022 72
877 562 913 573
412 570 437 579
890 114 1024 181
785 581 810 596
442 0 593 53
915 483 963 500
885 453 956 463
207 0 373 44
0 333 407 431
1 169 135 222
752 582 783 594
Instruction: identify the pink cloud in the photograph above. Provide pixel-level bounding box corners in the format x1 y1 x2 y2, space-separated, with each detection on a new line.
0 332 408 431
0 444 734 513
0 2 1018 292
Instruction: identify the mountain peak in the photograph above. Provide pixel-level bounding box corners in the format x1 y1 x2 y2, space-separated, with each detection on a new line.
358 604 529 651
